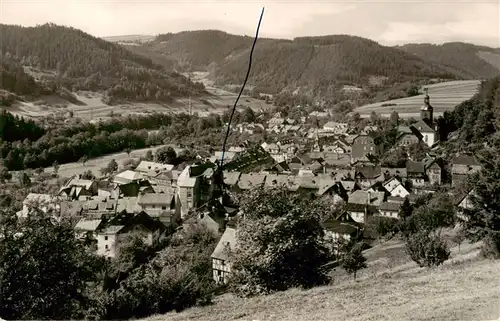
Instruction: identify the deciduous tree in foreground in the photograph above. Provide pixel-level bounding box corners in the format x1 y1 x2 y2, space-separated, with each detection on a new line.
230 187 333 297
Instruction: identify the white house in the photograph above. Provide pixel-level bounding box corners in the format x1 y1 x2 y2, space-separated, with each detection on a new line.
382 177 409 198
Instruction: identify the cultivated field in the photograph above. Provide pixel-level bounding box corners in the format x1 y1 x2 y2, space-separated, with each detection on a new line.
145 232 500 321
355 80 481 119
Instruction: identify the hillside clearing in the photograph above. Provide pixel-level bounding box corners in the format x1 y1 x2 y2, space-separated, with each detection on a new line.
145 237 500 321
355 80 481 118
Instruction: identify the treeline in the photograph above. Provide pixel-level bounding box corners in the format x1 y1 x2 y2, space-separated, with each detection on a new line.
398 43 500 80
437 77 500 147
0 23 205 103
0 109 264 171
0 110 46 142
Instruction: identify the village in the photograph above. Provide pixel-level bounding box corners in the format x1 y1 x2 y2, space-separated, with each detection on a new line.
15 92 482 285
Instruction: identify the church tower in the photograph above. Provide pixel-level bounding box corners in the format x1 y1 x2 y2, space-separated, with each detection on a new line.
420 88 433 128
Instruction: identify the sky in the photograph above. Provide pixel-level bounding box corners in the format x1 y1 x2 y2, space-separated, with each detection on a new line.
1 0 499 47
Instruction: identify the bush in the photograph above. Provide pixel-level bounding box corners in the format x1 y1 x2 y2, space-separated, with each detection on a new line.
366 216 399 239
405 231 451 267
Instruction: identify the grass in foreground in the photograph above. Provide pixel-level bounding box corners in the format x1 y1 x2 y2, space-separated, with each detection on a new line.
145 237 500 321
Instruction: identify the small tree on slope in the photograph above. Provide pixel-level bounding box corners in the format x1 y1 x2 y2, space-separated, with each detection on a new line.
342 243 367 280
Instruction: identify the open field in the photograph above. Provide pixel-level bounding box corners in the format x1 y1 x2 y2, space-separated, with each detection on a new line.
355 80 481 119
4 71 271 122
42 145 175 179
145 233 500 321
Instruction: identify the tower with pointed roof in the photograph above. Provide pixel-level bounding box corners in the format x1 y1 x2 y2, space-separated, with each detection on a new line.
420 88 433 128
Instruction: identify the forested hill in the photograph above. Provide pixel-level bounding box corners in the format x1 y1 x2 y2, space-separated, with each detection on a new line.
397 43 500 80
212 35 461 96
0 23 206 103
127 31 466 97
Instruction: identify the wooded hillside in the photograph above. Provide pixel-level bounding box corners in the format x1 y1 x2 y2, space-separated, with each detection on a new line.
398 43 500 80
0 23 206 103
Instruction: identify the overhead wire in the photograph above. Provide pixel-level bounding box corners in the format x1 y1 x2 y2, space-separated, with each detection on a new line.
219 7 265 168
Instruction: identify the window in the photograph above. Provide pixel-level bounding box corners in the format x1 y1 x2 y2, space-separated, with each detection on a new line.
187 189 193 198
161 206 167 210
105 245 108 250
104 236 108 241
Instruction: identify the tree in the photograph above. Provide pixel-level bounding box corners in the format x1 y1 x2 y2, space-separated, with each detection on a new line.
0 167 12 183
106 159 118 173
405 231 450 267
156 146 177 164
452 228 466 253
462 146 500 258
230 187 333 297
0 211 103 319
80 155 89 166
389 111 399 126
124 147 132 157
145 150 154 161
370 111 379 125
342 243 367 280
81 170 95 180
407 85 419 97
18 171 31 188
52 160 60 177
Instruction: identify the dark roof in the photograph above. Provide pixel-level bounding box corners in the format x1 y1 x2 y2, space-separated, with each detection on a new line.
452 155 480 166
322 219 360 235
346 203 367 212
355 165 381 179
379 202 401 211
406 161 425 174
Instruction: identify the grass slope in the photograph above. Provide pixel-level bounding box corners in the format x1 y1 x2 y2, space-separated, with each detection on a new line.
355 80 481 118
144 236 500 321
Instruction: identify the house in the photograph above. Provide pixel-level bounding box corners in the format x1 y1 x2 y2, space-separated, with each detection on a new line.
267 117 285 127
351 134 381 162
176 165 202 219
412 120 437 147
424 157 442 186
211 227 237 284
381 168 407 181
406 161 426 187
378 202 401 219
323 122 349 135
236 173 267 191
223 171 241 189
146 170 176 188
397 132 421 147
382 177 409 198
135 161 174 174
137 192 180 227
96 212 166 258
355 165 382 188
17 193 62 219
451 155 482 187
74 217 104 240
210 151 238 164
59 175 98 200
113 170 144 185
456 189 476 222
347 190 385 223
322 217 361 250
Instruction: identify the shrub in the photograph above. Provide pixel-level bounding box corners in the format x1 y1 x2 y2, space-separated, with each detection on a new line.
405 231 451 267
366 216 399 239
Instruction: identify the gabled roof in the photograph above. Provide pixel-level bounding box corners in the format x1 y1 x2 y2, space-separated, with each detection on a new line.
452 155 480 166
114 170 143 184
406 161 425 174
355 165 382 179
211 227 237 261
348 190 385 206
137 193 174 206
135 161 174 173
411 120 434 133
177 166 197 187
223 171 241 186
379 202 401 212
237 173 267 190
74 218 103 231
